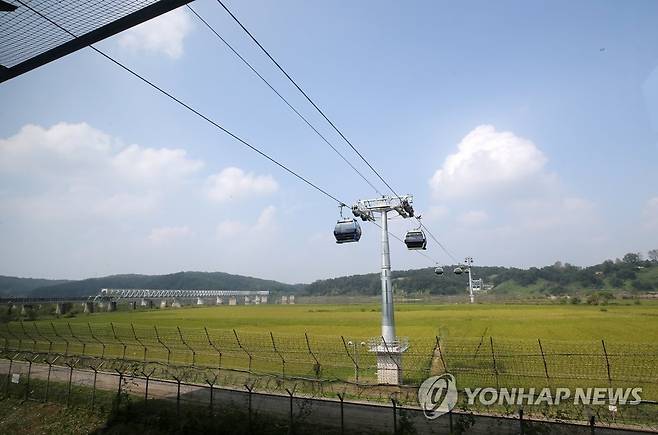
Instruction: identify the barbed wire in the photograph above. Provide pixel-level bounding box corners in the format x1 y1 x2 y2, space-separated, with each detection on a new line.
1 322 658 398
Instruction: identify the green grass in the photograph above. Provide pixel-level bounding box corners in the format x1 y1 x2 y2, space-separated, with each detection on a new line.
41 301 658 342
4 303 658 429
5 302 658 406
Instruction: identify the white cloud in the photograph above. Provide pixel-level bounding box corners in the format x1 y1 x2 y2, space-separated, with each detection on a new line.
206 167 278 202
216 206 276 239
0 122 203 220
0 122 114 173
112 144 203 184
118 8 193 59
458 210 489 226
429 125 549 199
148 225 191 243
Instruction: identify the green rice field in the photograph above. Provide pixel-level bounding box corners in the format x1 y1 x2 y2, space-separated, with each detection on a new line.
48 301 658 342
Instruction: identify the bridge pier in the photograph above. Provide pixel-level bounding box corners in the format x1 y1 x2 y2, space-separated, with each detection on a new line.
171 299 182 308
130 301 137 310
228 296 237 306
107 301 117 312
83 302 94 313
160 300 168 309
55 303 67 315
216 296 223 305
196 297 205 305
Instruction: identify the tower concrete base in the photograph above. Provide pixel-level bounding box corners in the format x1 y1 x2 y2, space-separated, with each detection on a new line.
368 338 409 385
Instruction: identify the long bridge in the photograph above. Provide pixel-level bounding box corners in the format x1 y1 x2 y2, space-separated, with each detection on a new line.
1 288 295 314
97 288 269 300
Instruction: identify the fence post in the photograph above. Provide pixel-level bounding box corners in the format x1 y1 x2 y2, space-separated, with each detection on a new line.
285 386 297 435
589 415 596 434
110 323 127 360
67 323 86 356
436 336 448 372
337 393 345 435
87 323 106 358
391 398 398 435
304 333 321 378
490 337 499 389
341 336 359 383
23 354 37 402
20 321 37 352
154 326 171 364
141 368 155 405
448 406 453 433
538 339 550 385
602 339 612 386
245 383 254 434
88 361 103 410
204 327 222 370
65 361 77 407
270 331 286 378
131 323 148 362
519 408 524 435
172 375 182 417
44 355 59 402
177 326 196 366
205 374 217 412
50 322 69 355
472 330 487 361
233 330 253 372
33 323 53 355
114 368 126 409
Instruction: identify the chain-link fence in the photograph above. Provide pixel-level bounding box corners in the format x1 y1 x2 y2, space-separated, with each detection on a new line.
1 321 658 431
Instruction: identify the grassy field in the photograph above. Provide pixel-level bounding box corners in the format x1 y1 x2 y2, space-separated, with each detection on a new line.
46 301 658 342
4 301 658 424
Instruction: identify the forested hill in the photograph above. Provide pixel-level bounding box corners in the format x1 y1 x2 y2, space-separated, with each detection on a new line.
27 272 302 298
304 254 658 297
3 252 657 298
0 276 70 297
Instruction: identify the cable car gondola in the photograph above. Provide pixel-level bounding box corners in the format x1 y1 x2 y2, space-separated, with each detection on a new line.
434 266 444 275
404 229 427 250
404 218 427 250
334 218 362 244
453 266 464 275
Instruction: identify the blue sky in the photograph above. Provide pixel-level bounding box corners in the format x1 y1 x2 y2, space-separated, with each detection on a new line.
1 0 657 283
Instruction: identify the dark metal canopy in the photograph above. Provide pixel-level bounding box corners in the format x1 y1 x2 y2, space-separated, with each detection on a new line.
0 0 193 83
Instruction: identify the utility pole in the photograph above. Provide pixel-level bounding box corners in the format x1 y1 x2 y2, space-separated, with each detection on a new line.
465 256 474 303
351 195 414 384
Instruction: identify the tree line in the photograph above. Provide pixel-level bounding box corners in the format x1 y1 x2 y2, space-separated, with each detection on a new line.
303 250 658 296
